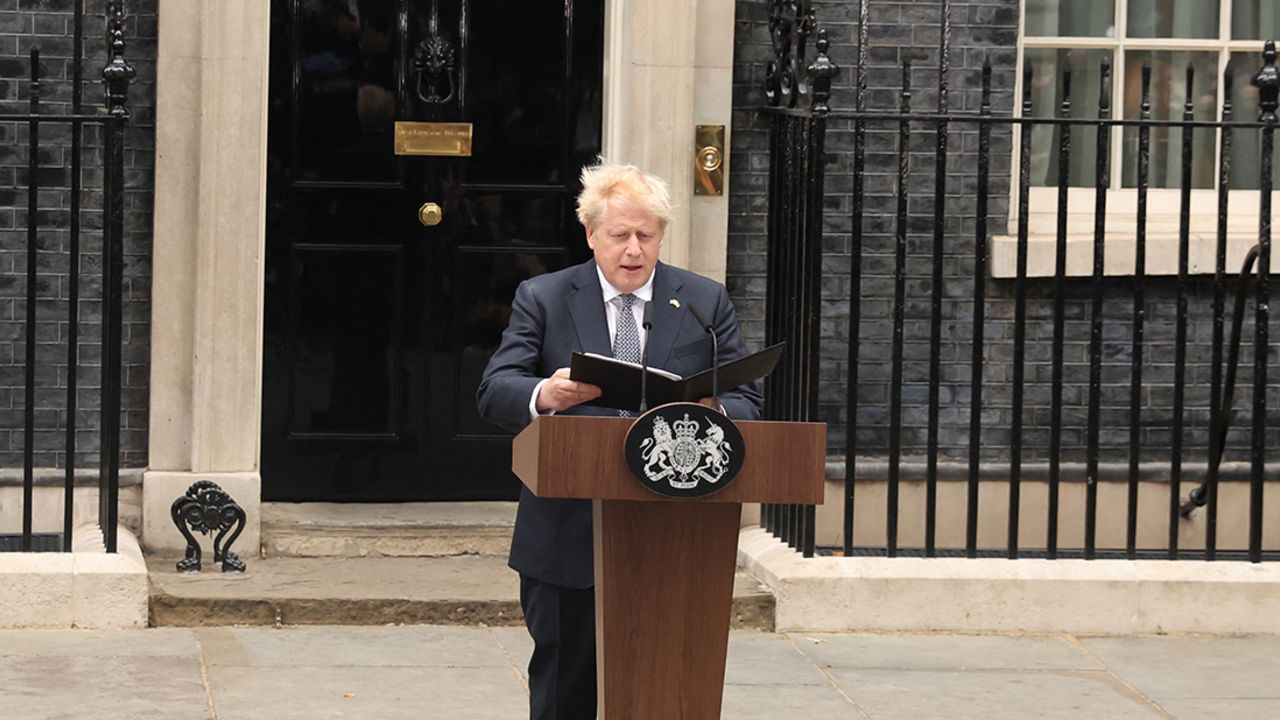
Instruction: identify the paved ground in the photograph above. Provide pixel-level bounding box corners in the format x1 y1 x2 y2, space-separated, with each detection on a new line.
2 626 1276 719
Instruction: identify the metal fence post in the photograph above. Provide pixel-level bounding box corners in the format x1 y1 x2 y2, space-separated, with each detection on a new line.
99 1 135 553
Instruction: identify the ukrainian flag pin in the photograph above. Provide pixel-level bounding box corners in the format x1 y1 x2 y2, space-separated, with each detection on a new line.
669 298 681 309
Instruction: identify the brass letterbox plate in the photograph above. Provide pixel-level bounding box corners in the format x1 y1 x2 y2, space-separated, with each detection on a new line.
394 122 473 157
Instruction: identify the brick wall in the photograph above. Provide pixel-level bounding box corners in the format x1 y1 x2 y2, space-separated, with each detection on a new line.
729 0 1280 468
0 0 155 468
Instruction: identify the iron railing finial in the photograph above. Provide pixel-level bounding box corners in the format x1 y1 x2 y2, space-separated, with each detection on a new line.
1254 40 1279 122
102 1 135 117
808 28 837 115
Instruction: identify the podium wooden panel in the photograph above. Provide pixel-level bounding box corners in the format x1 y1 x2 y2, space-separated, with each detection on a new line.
513 415 825 504
512 414 826 720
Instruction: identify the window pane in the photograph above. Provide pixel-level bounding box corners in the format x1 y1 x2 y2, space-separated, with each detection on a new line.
1232 0 1280 40
1025 49 1111 187
1228 52 1280 190
1120 52 1219 189
1025 0 1115 37
1127 0 1220 39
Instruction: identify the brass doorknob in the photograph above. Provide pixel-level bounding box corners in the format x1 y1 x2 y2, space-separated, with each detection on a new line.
418 202 443 227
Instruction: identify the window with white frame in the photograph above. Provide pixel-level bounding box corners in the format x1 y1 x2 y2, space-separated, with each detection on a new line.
1022 0 1280 189
996 1 1280 277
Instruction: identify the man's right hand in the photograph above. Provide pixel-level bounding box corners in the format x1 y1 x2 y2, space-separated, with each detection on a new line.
536 367 602 413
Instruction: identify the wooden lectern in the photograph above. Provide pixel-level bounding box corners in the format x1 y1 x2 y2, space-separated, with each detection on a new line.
512 413 826 720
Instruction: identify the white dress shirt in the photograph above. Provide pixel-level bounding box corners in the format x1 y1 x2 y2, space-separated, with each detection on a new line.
595 264 653 351
528 267 655 419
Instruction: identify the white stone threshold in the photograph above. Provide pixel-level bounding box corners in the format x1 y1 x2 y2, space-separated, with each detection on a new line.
738 527 1280 635
0 525 148 629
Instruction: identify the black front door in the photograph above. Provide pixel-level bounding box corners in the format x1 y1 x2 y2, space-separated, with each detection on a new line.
262 0 603 501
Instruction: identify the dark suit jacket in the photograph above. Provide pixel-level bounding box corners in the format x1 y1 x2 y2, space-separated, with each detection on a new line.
476 259 764 588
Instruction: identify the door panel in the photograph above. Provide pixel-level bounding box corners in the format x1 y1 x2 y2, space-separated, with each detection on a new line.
442 247 575 439
466 1 569 184
263 0 602 501
289 244 402 437
291 0 401 182
452 191 573 247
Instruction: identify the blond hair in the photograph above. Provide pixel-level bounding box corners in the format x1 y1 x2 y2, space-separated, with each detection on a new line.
576 162 674 231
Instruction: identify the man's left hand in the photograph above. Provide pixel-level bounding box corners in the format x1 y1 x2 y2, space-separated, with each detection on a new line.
698 397 725 415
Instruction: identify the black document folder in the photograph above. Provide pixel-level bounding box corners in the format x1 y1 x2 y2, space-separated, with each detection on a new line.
569 342 784 412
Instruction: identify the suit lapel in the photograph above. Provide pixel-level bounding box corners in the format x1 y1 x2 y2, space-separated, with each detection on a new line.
645 262 687 370
566 260 611 355
566 260 688 367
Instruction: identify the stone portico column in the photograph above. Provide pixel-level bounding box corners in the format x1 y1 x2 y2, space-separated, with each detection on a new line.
143 0 270 553
603 0 735 283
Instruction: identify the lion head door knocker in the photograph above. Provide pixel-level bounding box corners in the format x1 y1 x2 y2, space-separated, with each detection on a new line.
623 403 746 499
171 480 248 573
413 20 457 106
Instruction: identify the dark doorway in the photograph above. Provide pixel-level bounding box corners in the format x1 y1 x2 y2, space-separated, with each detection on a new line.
262 0 603 501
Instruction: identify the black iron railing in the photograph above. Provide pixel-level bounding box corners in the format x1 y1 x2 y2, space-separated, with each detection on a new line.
2 1 133 553
759 19 836 559
759 0 1276 563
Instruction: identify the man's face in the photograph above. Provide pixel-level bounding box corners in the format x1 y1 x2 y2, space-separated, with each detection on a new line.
586 202 664 293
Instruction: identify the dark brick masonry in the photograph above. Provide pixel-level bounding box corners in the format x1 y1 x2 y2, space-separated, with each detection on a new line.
0 0 155 468
729 0 1280 469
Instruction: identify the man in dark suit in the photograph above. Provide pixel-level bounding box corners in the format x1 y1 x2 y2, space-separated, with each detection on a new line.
476 163 763 720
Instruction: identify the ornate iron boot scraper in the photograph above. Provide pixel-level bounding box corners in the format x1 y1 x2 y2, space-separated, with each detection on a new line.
171 481 247 573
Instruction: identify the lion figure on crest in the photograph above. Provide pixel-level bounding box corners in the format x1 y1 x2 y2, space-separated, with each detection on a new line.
640 415 675 480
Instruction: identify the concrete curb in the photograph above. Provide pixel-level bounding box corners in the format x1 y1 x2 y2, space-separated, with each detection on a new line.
149 595 526 627
0 525 148 629
737 527 1280 635
149 590 775 631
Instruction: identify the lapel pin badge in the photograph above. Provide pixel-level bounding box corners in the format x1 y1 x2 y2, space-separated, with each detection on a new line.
669 298 681 309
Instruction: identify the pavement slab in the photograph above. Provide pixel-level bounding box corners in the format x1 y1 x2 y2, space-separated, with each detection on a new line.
1077 635 1280 719
1 627 1277 719
205 665 528 720
790 632 1104 672
723 633 829 686
0 656 211 720
490 625 535 677
721 634 863 719
0 628 198 658
722 683 864 719
0 629 209 720
194 625 518 669
825 667 1168 719
196 626 531 720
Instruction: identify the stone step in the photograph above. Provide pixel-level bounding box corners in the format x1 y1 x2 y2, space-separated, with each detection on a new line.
147 555 775 631
259 502 516 558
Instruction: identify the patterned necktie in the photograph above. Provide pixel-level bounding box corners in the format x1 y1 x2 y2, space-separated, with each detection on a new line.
613 293 641 415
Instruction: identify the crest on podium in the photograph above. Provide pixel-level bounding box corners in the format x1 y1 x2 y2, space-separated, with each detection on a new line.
623 402 746 498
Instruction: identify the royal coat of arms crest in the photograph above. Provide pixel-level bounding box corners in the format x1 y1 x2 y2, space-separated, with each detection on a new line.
624 404 745 498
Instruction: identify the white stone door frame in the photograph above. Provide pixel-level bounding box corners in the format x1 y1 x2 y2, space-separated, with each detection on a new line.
143 0 736 553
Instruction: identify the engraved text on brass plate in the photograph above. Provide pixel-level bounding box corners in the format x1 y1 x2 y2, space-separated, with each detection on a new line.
394 122 473 157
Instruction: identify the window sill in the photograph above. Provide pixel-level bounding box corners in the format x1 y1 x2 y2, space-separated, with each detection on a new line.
990 231 1264 279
